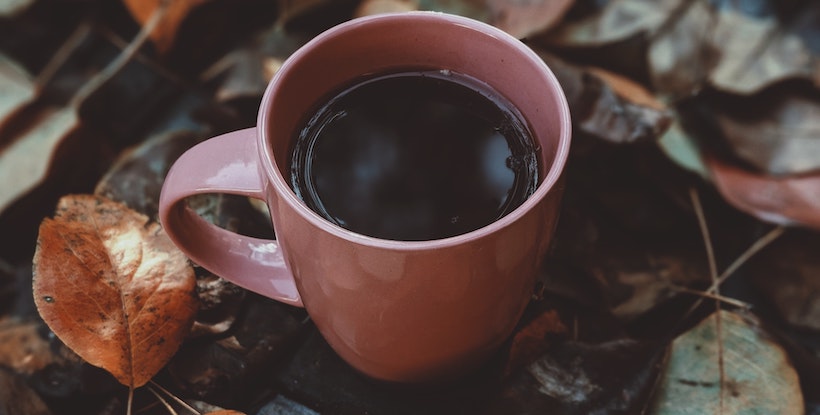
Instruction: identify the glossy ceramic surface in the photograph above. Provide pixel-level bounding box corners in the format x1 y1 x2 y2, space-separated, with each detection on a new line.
159 12 571 382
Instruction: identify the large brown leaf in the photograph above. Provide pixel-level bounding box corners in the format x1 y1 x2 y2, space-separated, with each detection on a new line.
33 194 197 388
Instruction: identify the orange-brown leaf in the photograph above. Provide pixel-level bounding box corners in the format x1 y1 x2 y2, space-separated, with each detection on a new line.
33 194 197 388
121 0 210 54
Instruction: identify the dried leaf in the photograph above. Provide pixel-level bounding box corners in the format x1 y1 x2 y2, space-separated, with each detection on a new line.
0 0 35 18
715 92 820 176
546 0 820 96
536 50 672 143
0 319 68 377
504 309 568 376
33 194 197 388
121 0 211 54
0 52 35 128
488 339 665 414
354 0 418 17
487 0 576 39
0 106 82 216
646 0 716 99
707 1 820 95
706 155 820 230
649 310 803 414
543 0 681 47
0 367 52 415
95 129 204 219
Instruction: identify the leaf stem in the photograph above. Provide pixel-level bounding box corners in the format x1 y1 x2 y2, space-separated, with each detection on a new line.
127 387 134 415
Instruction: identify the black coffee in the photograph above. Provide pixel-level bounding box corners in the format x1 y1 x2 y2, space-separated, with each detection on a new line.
289 70 539 241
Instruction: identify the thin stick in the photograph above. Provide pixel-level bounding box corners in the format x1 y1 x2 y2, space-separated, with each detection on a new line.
149 381 200 415
127 387 134 415
712 225 785 293
70 0 170 107
34 22 92 87
670 286 750 309
689 188 724 414
147 386 180 415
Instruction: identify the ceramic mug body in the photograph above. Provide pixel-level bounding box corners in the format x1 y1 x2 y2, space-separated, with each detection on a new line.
159 12 571 383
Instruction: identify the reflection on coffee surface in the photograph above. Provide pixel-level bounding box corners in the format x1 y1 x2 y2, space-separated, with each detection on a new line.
289 70 540 241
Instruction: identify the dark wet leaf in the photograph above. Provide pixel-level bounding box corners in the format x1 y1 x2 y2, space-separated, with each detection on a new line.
0 366 52 415
486 338 665 415
168 294 305 407
746 230 820 331
94 129 204 219
649 310 803 414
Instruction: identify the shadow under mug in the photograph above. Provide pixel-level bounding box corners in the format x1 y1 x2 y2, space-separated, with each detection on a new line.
159 11 571 383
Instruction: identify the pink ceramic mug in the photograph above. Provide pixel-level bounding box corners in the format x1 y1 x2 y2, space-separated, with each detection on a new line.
159 11 571 383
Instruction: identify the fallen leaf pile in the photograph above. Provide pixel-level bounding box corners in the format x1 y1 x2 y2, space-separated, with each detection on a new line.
0 0 817 414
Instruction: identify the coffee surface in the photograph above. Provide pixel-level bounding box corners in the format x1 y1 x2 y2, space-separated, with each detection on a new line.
289 70 539 241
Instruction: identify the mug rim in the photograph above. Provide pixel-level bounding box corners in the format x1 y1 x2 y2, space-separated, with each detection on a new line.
257 11 571 250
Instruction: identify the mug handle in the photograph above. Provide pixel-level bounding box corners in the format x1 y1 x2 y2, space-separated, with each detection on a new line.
159 128 303 307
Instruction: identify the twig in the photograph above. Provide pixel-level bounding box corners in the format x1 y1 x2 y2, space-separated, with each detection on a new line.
689 188 724 414
149 381 201 415
69 0 171 107
34 22 92 88
147 386 180 415
669 286 750 309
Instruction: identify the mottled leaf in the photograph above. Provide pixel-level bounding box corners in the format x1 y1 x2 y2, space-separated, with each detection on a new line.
650 310 803 414
33 194 197 388
706 155 820 230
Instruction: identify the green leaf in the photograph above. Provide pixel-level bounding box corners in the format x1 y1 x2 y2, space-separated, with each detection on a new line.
650 310 803 415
